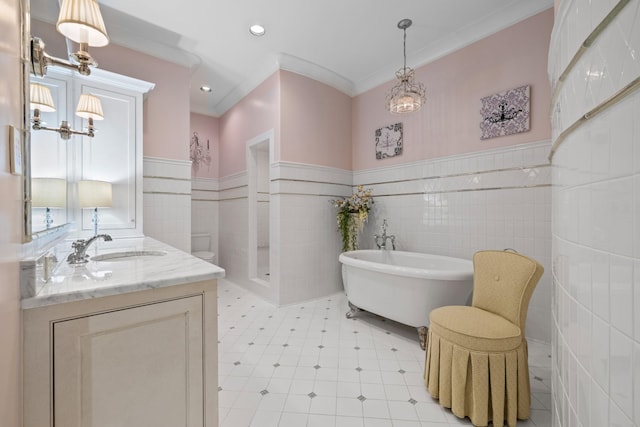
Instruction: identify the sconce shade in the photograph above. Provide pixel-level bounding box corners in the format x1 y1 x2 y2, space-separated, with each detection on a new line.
32 178 67 208
79 180 112 208
56 0 110 47
75 94 104 120
30 84 56 112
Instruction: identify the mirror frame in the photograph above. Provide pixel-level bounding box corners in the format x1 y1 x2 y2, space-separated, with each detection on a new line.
21 0 31 243
21 0 71 243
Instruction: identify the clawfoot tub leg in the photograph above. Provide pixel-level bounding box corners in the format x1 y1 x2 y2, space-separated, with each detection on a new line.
417 326 428 351
345 301 360 319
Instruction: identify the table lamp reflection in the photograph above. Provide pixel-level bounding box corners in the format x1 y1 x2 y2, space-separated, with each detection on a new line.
31 178 67 229
79 179 112 236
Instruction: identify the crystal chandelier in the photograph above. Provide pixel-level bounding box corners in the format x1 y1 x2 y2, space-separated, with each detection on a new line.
385 19 426 114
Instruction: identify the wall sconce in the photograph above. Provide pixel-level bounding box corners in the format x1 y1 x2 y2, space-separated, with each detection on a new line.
31 0 110 77
31 178 67 229
30 83 104 139
190 131 211 168
79 180 112 236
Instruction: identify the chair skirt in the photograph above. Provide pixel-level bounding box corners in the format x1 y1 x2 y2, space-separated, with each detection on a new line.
424 328 531 427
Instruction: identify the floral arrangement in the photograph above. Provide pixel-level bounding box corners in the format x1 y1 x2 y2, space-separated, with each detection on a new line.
331 185 374 252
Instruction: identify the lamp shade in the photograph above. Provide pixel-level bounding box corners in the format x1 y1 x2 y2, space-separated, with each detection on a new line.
386 68 426 114
388 90 424 114
56 0 109 47
32 178 67 208
79 180 112 208
75 93 104 120
30 83 56 112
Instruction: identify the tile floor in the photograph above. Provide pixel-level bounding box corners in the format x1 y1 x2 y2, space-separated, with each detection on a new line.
217 279 553 427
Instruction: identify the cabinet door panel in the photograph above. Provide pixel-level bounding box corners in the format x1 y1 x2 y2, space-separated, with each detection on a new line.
53 296 203 427
78 84 137 233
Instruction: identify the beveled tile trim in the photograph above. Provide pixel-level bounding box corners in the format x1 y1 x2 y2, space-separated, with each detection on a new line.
549 75 640 161
219 196 247 201
373 183 551 198
142 191 191 196
143 175 191 181
359 163 550 187
550 0 631 105
271 178 352 187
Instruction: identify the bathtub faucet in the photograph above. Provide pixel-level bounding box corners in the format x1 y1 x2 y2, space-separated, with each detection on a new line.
374 219 396 250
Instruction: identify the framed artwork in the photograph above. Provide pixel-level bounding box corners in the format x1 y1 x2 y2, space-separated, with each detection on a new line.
375 122 403 159
480 85 530 140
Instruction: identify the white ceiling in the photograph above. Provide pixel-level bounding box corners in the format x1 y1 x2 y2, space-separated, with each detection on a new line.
30 0 553 117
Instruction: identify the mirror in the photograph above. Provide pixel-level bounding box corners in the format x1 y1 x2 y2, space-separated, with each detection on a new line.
21 0 70 242
29 74 69 234
24 66 150 241
22 2 152 242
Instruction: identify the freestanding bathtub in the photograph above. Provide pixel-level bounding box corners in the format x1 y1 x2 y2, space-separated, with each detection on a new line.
339 250 474 349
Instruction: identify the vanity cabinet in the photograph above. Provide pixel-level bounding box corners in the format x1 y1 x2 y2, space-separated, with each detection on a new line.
23 280 218 427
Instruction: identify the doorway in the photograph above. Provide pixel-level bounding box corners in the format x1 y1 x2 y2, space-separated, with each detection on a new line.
247 131 272 285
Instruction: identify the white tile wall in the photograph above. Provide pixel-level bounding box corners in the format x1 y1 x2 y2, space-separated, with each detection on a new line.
273 162 352 306
143 157 192 252
216 163 352 306
209 144 552 339
217 172 269 300
354 141 552 343
192 177 219 260
549 1 640 426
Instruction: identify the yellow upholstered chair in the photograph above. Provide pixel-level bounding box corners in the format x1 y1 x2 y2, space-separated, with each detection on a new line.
424 250 543 427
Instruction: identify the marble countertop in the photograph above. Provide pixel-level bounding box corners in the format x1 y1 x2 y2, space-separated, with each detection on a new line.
21 237 225 309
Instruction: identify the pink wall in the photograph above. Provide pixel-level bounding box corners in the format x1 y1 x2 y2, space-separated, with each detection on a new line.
352 9 553 171
31 20 191 161
190 112 219 178
219 72 281 177
0 0 24 424
280 71 352 169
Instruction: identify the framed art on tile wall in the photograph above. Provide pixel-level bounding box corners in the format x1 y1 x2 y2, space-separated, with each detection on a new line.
480 85 530 140
375 122 403 159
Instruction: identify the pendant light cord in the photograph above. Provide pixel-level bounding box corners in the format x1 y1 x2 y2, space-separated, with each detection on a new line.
403 27 407 72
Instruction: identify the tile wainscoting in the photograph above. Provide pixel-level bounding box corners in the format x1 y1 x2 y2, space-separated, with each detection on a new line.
217 164 353 306
210 141 552 344
549 1 640 426
549 0 640 427
354 140 552 343
143 156 192 252
192 177 219 262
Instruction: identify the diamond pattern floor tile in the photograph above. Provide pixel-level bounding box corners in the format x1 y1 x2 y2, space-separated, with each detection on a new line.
217 279 552 427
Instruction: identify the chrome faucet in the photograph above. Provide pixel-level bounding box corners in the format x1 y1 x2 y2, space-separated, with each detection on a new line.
374 219 396 250
67 234 112 264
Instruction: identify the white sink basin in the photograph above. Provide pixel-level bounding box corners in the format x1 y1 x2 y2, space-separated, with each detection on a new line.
91 250 167 262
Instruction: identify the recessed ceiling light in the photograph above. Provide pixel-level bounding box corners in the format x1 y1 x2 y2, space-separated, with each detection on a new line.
200 86 212 93
249 24 265 36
